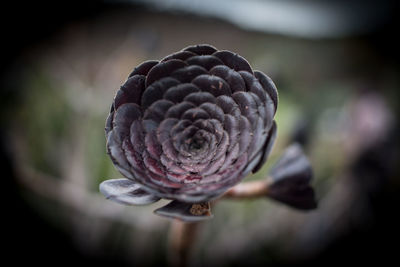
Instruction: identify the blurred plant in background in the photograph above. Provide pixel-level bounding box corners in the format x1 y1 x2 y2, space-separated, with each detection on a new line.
2 1 399 267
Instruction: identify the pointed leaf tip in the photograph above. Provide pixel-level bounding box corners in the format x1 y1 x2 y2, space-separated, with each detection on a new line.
99 178 161 206
154 200 213 222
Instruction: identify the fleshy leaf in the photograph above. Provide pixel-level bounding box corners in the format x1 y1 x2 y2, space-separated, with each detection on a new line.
99 178 161 205
252 121 277 173
183 44 217 55
154 200 213 222
161 51 197 62
128 60 159 77
213 50 253 73
254 70 278 113
267 143 317 210
145 59 187 87
186 55 223 70
210 65 246 93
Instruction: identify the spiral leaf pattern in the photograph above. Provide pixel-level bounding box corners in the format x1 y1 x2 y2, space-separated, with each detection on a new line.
105 44 278 203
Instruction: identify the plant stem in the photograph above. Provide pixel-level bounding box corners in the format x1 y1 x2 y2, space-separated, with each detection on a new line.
166 179 272 266
168 220 201 267
222 179 270 199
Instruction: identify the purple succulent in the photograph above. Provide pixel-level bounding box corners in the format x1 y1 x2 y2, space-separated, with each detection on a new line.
100 44 315 221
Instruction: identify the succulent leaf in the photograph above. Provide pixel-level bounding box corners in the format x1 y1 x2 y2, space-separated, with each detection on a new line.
100 178 161 205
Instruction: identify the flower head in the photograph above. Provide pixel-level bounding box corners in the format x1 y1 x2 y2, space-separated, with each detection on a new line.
101 44 281 220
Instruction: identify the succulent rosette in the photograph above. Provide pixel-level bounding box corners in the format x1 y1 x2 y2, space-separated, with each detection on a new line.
100 44 314 221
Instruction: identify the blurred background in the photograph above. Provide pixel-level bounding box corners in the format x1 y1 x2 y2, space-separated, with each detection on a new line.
1 0 399 266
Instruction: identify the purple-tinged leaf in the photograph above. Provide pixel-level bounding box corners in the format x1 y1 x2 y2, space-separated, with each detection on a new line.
141 77 180 109
252 121 277 173
128 60 159 78
186 55 223 70
192 74 231 97
210 65 246 93
213 50 253 73
145 59 187 87
183 44 217 55
254 70 278 113
161 51 197 62
170 65 208 83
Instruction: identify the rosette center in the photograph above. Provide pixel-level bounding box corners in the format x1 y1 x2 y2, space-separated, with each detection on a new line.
187 131 207 152
179 129 210 158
